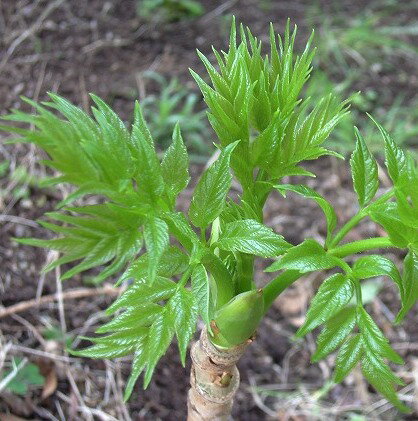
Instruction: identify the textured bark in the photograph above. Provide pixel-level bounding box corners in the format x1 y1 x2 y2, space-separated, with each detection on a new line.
187 327 251 421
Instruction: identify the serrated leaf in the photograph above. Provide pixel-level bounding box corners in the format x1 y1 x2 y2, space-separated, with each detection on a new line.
369 203 413 248
191 264 211 325
71 342 135 359
60 237 117 280
396 189 418 229
361 350 409 412
189 141 239 228
143 217 169 284
169 288 198 365
312 306 356 362
117 246 188 285
123 346 148 401
88 328 147 347
217 219 291 257
350 127 379 206
396 251 418 323
96 304 162 333
357 307 403 364
369 115 407 185
132 116 164 202
333 334 363 383
352 255 403 296
274 184 337 245
266 239 344 273
297 273 354 336
161 123 190 202
106 277 177 315
163 212 199 252
143 310 174 388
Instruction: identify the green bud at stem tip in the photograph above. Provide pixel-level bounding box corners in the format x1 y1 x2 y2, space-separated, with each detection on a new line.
209 289 264 348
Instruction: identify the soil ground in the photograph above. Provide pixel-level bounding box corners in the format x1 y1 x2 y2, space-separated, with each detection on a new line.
1 1 418 420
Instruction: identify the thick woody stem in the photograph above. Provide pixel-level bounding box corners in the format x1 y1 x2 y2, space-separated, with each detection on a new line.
187 327 251 421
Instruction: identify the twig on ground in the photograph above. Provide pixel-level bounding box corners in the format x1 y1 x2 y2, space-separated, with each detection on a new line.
0 285 125 319
0 0 65 73
11 313 46 346
199 0 238 24
247 374 277 418
9 344 76 363
0 214 39 227
54 260 67 335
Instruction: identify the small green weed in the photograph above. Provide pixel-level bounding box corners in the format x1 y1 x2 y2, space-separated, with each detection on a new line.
1 357 44 396
137 0 204 23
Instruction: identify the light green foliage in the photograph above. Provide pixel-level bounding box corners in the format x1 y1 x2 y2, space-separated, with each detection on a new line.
1 358 44 396
266 239 344 273
296 274 354 336
137 0 204 23
2 19 418 412
189 141 238 228
216 219 291 257
350 128 379 206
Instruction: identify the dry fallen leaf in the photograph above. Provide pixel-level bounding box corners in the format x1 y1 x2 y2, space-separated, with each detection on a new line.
41 365 57 400
35 354 58 400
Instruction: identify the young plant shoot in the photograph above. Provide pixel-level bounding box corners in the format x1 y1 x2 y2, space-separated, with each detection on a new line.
2 18 417 419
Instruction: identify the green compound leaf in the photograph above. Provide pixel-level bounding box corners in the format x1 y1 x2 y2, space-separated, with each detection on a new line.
369 203 415 249
369 115 407 185
189 141 239 228
352 255 403 295
169 287 198 365
333 334 363 383
106 277 177 315
161 123 190 203
117 246 188 285
16 205 143 284
311 306 356 362
143 310 174 388
96 304 162 334
297 273 354 337
330 306 410 412
350 127 379 207
132 102 165 203
358 308 409 413
217 219 291 257
266 238 344 273
191 264 211 326
143 216 169 284
162 211 199 252
123 346 148 401
396 251 418 323
361 351 409 413
274 184 337 245
357 307 403 364
73 276 200 397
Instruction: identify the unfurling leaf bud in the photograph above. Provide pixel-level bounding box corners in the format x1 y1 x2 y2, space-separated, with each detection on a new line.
210 289 264 348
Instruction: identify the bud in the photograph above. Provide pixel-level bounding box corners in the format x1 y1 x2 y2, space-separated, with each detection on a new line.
210 289 264 348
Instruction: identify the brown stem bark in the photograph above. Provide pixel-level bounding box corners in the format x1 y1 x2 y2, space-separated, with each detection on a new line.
187 327 251 421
